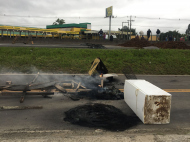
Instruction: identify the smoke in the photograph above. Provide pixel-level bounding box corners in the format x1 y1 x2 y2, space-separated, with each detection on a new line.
0 66 101 89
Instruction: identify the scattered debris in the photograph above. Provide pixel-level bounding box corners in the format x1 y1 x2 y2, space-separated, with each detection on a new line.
64 103 140 131
0 73 91 103
0 58 123 102
96 86 124 100
86 43 106 49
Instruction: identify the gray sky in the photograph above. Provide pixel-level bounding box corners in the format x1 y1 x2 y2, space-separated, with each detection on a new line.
0 0 189 34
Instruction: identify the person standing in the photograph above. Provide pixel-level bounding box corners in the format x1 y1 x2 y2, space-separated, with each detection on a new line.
103 33 106 39
135 34 139 39
156 29 160 41
98 29 103 36
174 36 176 41
185 36 188 41
147 29 151 40
110 35 113 41
166 37 168 41
141 35 145 40
168 35 172 41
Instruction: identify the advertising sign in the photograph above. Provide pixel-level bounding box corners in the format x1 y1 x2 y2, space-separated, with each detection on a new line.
105 6 113 17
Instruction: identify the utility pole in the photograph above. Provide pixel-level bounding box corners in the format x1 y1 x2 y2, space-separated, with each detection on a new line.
129 16 135 40
109 16 111 40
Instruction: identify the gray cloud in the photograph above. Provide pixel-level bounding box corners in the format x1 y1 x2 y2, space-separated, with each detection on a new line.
0 0 189 34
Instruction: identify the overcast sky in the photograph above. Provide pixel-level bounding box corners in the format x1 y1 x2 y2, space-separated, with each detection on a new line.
0 0 189 34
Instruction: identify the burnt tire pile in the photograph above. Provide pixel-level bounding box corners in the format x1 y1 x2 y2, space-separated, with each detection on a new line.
64 103 139 131
119 39 190 49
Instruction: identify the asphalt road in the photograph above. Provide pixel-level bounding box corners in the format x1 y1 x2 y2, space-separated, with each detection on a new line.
0 43 135 49
0 74 189 136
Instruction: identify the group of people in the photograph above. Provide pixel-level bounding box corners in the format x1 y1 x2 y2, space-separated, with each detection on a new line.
165 36 176 41
98 29 113 41
135 34 145 40
136 29 159 41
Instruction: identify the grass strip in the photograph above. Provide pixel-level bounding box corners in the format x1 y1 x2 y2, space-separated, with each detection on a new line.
0 47 190 75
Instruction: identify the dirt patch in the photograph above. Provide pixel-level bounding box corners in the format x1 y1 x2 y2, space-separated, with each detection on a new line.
64 103 140 131
119 38 150 48
119 39 190 49
152 41 190 49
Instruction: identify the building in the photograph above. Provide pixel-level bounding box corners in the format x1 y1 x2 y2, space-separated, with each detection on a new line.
0 23 132 40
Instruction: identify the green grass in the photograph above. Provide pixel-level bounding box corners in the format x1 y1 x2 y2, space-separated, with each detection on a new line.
0 47 190 74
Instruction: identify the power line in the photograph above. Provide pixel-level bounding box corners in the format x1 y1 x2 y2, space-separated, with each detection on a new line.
2 14 190 21
132 16 190 21
0 23 184 29
0 14 106 19
133 24 180 29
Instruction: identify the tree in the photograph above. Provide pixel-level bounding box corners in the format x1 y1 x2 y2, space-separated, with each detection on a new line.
53 18 65 25
160 30 181 41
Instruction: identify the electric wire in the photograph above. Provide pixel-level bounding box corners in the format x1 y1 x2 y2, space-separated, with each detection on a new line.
1 14 190 21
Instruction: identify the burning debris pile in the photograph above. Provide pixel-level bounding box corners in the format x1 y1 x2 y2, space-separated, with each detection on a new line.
0 58 124 102
0 72 92 103
96 86 123 100
74 86 123 100
119 39 190 49
64 103 139 131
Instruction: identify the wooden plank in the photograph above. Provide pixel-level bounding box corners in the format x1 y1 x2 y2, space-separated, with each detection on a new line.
0 91 54 96
0 106 43 110
75 82 81 91
72 80 86 89
0 89 92 95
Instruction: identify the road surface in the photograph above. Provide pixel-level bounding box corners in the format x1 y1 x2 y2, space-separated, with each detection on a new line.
0 74 189 141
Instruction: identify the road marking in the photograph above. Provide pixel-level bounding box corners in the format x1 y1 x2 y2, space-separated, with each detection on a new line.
163 89 190 92
119 89 190 92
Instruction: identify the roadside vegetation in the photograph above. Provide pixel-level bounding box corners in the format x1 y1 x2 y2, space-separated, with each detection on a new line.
0 47 190 75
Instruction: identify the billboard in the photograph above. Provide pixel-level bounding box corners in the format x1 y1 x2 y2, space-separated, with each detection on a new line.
105 6 113 17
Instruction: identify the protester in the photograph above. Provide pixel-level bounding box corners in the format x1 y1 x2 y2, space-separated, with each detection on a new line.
141 35 145 40
168 35 172 41
156 29 160 41
110 35 113 41
98 29 103 36
166 37 168 41
174 36 176 41
103 33 106 39
147 29 151 40
135 34 139 39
